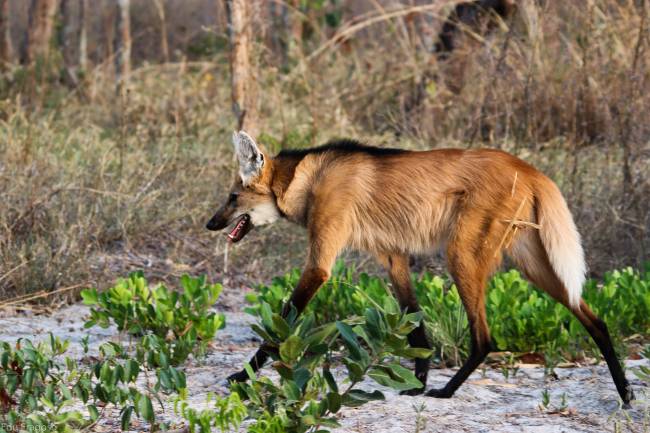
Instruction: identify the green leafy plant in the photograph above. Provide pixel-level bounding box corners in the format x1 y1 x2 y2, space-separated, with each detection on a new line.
247 262 650 365
175 391 247 433
0 334 188 433
633 345 650 383
413 402 427 433
1 272 226 433
540 388 551 409
179 295 431 433
244 262 375 323
93 340 187 430
415 274 469 365
0 335 98 433
81 272 225 365
539 389 570 414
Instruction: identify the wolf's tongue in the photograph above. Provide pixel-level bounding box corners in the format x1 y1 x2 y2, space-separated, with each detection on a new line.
228 214 250 242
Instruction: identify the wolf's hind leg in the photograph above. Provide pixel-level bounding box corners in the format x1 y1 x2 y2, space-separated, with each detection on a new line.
426 231 494 398
509 230 634 404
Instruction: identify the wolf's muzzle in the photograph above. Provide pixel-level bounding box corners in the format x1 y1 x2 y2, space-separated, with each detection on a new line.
206 214 228 231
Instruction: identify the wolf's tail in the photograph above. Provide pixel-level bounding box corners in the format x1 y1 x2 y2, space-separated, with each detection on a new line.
534 178 586 308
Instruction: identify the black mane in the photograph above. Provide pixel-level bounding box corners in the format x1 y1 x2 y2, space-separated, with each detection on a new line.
276 139 406 158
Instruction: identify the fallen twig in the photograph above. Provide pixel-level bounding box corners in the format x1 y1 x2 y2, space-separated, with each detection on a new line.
495 197 527 257
501 219 541 230
0 283 88 308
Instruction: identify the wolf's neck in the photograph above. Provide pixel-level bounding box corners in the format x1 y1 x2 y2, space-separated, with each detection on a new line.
271 155 301 193
270 154 312 224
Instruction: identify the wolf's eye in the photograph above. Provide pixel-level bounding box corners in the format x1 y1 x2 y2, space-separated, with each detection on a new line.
228 193 239 203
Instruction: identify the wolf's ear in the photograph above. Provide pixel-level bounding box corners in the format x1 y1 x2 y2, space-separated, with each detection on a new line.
233 130 264 186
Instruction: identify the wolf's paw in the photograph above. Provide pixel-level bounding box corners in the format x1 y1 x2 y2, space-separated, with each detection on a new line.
400 387 425 396
425 388 453 398
226 369 250 384
622 386 635 408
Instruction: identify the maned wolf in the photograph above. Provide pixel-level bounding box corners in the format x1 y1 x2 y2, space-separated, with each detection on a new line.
206 131 634 403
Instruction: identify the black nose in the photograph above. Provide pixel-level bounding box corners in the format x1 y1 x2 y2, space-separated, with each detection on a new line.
206 212 228 231
206 218 219 231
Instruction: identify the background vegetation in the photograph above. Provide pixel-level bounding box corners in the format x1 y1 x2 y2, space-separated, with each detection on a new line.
0 0 648 304
2 268 649 432
3 269 649 432
1 3 649 431
1 273 435 432
247 262 650 365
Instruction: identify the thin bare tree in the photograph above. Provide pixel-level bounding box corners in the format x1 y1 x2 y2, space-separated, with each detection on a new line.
284 0 303 63
114 0 131 82
58 0 78 85
103 5 115 63
226 0 258 135
22 0 59 65
79 0 88 72
0 0 12 68
269 0 303 69
154 0 169 63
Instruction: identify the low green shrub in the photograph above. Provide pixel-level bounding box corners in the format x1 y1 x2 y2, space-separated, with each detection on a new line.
0 334 186 433
246 263 650 364
1 272 225 432
633 345 650 383
91 340 187 430
178 296 431 433
81 272 225 365
0 335 96 433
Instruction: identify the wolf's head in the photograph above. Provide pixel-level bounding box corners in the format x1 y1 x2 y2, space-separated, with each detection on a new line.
205 131 281 242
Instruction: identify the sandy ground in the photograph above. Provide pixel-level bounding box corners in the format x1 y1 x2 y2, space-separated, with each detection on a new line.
1 303 648 433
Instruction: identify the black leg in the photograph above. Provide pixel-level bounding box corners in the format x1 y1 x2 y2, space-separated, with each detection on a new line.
426 332 490 398
226 343 278 382
377 253 432 396
227 267 329 383
401 322 432 396
426 255 491 398
575 300 634 404
509 230 634 405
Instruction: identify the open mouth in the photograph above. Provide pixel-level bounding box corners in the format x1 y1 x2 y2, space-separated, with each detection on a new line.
227 214 252 243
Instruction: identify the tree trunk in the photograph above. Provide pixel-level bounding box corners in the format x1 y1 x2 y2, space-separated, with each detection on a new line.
269 1 281 60
283 0 302 67
58 0 78 85
22 0 59 65
154 0 169 62
226 0 258 135
114 0 131 82
103 5 115 63
79 0 88 72
0 0 12 68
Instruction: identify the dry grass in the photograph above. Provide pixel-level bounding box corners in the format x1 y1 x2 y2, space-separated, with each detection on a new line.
0 0 648 301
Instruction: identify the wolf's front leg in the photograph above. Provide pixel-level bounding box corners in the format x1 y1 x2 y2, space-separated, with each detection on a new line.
227 212 348 383
227 267 333 383
226 343 277 382
377 253 432 395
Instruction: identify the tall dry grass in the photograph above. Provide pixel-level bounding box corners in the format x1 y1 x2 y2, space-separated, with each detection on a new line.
264 0 650 271
0 0 648 301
